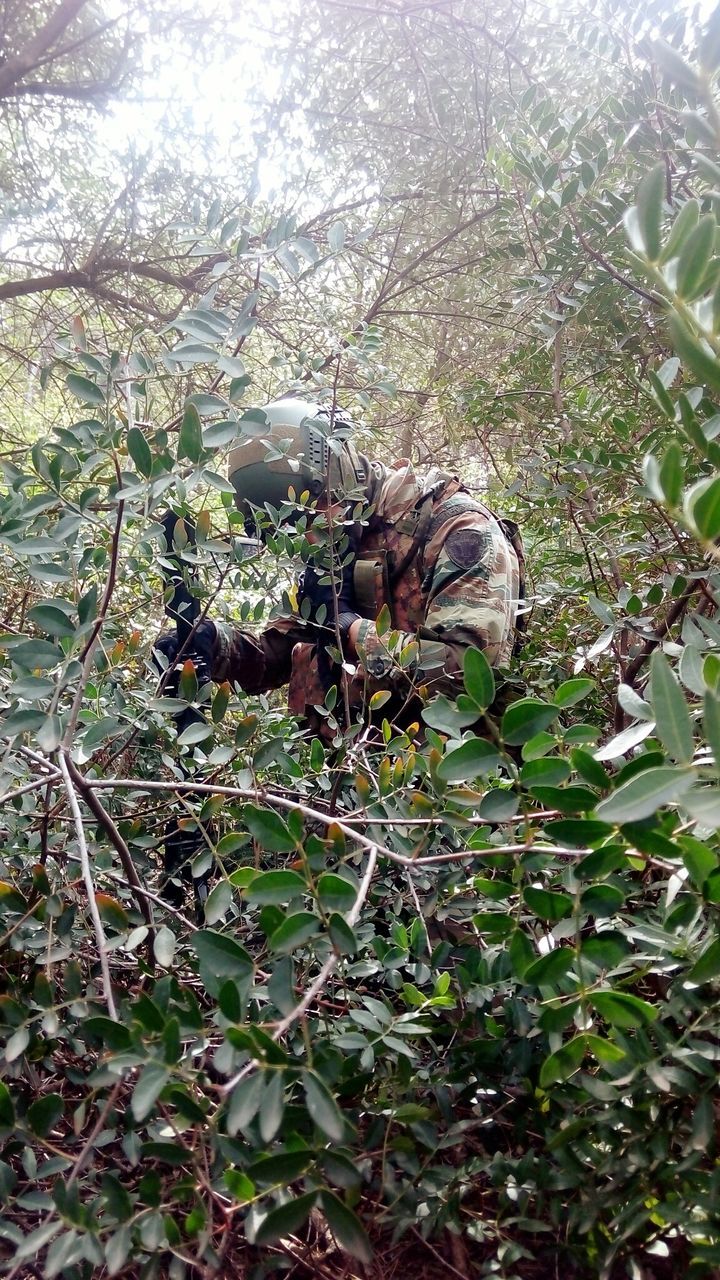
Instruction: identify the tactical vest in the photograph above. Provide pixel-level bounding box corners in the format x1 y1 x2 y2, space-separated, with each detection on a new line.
287 479 525 724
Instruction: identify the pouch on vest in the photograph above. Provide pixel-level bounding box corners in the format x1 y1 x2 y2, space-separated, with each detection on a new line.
353 553 390 620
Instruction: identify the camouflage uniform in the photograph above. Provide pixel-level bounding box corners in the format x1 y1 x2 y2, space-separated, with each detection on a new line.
211 459 523 731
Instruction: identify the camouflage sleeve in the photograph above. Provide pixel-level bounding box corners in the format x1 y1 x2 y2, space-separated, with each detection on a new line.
355 511 519 699
211 616 308 693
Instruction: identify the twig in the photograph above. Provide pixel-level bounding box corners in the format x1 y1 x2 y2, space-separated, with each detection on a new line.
58 752 118 1021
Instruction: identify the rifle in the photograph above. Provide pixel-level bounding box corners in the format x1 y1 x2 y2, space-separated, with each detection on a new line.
159 510 213 919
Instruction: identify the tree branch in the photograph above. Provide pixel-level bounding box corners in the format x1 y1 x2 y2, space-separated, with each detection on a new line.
0 0 89 99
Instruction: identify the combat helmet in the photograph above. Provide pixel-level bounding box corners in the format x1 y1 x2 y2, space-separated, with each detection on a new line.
228 397 366 521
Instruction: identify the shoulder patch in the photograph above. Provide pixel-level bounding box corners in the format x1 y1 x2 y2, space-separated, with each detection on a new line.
444 528 491 570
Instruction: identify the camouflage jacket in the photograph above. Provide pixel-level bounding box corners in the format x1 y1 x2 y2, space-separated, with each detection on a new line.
212 460 523 727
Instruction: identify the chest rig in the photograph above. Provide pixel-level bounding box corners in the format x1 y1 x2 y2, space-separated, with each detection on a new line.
352 477 477 630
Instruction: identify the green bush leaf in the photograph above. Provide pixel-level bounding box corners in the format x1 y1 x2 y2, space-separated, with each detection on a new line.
179 402 204 462
66 373 105 406
524 948 574 986
0 1082 15 1129
320 1190 373 1263
687 938 720 983
463 646 495 710
553 678 595 708
436 737 500 781
131 1064 170 1122
317 873 356 911
243 870 305 906
27 1093 63 1138
635 162 666 261
269 911 321 953
501 698 558 745
255 1191 317 1246
649 650 694 763
590 991 658 1027
244 804 296 852
523 887 573 921
595 765 695 824
192 930 253 980
303 1069 346 1141
127 427 153 477
684 475 720 541
668 313 720 395
675 213 717 300
539 1035 586 1087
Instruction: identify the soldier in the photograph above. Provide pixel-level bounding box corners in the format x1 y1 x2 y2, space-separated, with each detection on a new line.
155 398 524 736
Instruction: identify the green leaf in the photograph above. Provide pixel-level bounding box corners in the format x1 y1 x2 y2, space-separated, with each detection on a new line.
320 1191 373 1264
66 373 105 406
658 442 684 508
246 870 307 905
27 1094 63 1138
269 911 321 954
328 913 358 955
590 991 658 1027
7 640 64 670
259 1070 285 1143
303 1070 346 1141
680 835 718 889
227 1072 264 1136
247 1149 313 1186
127 427 153 477
523 887 573 922
704 692 720 771
501 698 558 746
177 721 213 746
131 1064 170 1122
595 766 695 824
635 162 666 261
436 737 500 781
523 948 574 986
668 313 720 396
539 1035 586 1087
192 930 253 980
649 650 694 763
675 213 717 300
153 926 176 967
203 419 240 449
582 1033 626 1065
683 785 720 827
687 938 720 983
179 402 204 463
553 678 594 708
0 1082 15 1129
204 880 232 925
255 1191 317 1246
659 199 700 263
421 694 479 735
244 804 296 852
317 873 356 912
463 647 495 710
684 475 720 541
544 818 613 846
580 932 630 968
27 603 76 638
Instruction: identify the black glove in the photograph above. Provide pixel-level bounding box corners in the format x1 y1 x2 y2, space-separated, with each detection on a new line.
299 559 360 639
152 620 217 684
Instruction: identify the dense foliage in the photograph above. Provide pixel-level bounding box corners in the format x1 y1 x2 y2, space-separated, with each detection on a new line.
2 1 720 1277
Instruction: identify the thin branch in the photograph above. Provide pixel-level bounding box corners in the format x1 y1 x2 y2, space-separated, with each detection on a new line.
58 752 117 1021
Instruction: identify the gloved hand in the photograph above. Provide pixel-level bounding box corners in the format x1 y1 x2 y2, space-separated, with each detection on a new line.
152 620 217 680
299 557 360 639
